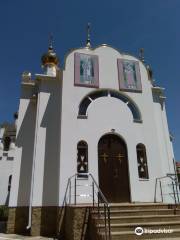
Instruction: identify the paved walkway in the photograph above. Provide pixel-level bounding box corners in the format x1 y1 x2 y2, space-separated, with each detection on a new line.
0 234 54 240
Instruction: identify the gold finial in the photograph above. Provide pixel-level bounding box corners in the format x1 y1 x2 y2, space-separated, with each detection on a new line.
86 23 91 48
48 33 53 50
139 48 145 63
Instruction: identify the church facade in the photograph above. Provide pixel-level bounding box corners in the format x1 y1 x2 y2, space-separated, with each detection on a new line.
0 38 177 235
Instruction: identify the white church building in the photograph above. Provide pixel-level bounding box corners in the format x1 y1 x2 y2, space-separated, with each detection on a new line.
0 31 178 237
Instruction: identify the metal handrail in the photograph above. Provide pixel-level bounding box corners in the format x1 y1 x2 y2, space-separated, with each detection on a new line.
57 178 71 237
154 174 180 205
89 173 111 240
58 173 111 240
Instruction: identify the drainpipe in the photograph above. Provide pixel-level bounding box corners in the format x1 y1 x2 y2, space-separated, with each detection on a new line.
27 93 40 229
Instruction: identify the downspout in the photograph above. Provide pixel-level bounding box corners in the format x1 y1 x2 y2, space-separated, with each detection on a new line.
27 92 40 229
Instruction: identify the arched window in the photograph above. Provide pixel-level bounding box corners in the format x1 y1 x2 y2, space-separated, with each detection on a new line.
78 89 142 122
136 144 149 179
4 136 11 151
77 141 88 177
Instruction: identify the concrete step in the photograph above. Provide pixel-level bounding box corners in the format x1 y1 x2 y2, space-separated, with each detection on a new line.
92 208 180 216
100 203 180 211
97 221 180 232
99 229 180 240
91 203 180 239
94 214 180 224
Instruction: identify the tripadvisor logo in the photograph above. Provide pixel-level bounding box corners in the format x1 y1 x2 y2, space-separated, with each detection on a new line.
135 227 144 236
135 227 173 235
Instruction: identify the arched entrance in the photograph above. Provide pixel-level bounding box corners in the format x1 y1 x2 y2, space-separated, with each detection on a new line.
98 134 130 202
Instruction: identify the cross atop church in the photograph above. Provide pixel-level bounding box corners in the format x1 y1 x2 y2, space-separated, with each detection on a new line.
86 23 91 48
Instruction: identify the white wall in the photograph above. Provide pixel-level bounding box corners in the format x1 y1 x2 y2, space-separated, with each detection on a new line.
0 149 14 205
31 78 61 207
9 85 37 207
9 76 62 207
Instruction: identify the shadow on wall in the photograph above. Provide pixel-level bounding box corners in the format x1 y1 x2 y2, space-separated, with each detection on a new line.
41 82 61 206
40 82 61 236
5 192 10 206
152 91 163 110
17 102 36 206
15 207 29 235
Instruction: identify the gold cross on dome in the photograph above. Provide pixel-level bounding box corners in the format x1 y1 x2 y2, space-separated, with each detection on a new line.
100 153 108 163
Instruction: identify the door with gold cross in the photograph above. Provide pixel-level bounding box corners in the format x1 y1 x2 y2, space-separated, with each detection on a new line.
98 134 130 202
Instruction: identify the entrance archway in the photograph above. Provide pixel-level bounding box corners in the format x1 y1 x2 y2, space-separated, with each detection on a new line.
98 134 130 202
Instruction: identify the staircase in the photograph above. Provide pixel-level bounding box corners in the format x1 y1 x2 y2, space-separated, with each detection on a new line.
91 203 180 239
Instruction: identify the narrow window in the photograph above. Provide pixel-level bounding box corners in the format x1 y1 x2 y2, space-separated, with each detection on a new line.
4 137 11 151
8 175 12 192
137 144 149 179
77 141 88 177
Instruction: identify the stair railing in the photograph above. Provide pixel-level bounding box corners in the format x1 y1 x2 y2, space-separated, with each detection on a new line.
89 173 111 240
57 178 71 238
58 173 111 240
154 173 180 206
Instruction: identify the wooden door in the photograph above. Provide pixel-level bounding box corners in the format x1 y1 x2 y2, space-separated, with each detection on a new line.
98 134 130 202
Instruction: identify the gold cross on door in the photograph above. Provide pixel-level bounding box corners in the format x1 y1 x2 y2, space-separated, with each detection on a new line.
100 153 108 164
115 153 124 164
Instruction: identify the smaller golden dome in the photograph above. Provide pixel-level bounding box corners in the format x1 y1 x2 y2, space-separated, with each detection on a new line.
41 46 59 66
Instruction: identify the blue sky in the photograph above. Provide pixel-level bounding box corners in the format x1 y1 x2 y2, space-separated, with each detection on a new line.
0 0 179 160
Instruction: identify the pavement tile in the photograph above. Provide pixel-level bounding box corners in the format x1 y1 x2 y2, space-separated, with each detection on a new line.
0 234 54 240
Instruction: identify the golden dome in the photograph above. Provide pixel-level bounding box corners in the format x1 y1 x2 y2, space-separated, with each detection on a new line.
41 45 59 66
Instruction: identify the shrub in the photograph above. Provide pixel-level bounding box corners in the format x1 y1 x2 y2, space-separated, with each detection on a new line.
0 206 8 221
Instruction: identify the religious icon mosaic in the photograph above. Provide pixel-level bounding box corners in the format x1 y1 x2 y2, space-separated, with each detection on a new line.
117 59 142 92
74 53 99 87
